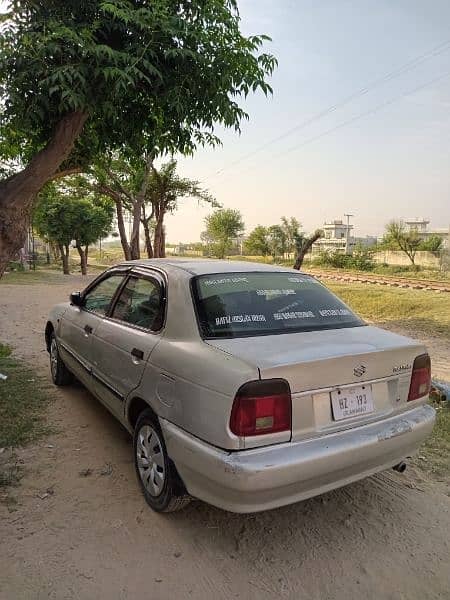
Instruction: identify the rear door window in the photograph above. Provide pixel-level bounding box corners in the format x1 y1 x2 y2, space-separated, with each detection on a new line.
192 272 364 338
111 276 164 331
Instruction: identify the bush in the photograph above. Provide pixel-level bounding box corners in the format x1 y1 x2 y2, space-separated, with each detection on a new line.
347 245 375 271
313 251 351 269
313 246 375 271
7 261 25 272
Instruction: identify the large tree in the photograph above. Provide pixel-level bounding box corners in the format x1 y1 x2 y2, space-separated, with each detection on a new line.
0 0 276 275
244 225 270 257
146 159 219 258
34 183 114 275
383 221 421 266
92 156 217 259
203 208 244 258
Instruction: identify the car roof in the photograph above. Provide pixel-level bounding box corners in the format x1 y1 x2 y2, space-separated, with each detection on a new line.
118 258 298 276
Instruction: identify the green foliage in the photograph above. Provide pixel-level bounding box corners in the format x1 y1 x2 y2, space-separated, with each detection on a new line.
418 235 443 252
244 225 270 256
280 216 301 254
348 244 375 271
0 1 277 165
33 181 114 248
203 208 244 258
267 225 287 260
313 246 375 271
314 250 350 269
383 220 421 265
147 159 219 214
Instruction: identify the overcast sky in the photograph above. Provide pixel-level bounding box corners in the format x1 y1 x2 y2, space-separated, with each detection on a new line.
2 0 450 242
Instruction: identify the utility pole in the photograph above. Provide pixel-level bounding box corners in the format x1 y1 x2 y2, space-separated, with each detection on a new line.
344 213 353 255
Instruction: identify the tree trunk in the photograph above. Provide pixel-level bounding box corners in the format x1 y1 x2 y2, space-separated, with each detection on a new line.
0 111 88 277
160 228 166 258
76 242 87 275
130 200 142 260
59 243 70 275
129 155 154 260
114 198 132 261
142 219 154 258
293 231 322 270
153 212 165 258
50 242 61 262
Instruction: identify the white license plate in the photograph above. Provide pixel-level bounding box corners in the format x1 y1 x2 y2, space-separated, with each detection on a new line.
330 385 374 421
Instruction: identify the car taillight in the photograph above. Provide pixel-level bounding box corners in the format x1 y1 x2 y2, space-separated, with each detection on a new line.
230 379 291 436
407 353 431 401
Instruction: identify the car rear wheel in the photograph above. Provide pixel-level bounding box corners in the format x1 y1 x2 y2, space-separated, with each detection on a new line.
49 333 73 386
133 409 190 512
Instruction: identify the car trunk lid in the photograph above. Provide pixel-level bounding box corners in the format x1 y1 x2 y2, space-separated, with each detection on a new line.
206 326 426 441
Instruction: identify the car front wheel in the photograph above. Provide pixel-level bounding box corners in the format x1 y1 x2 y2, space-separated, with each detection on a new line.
49 333 73 386
134 409 190 512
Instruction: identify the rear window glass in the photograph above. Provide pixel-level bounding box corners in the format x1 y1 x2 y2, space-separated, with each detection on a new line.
192 272 364 339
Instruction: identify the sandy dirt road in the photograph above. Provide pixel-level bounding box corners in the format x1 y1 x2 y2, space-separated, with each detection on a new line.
0 275 449 600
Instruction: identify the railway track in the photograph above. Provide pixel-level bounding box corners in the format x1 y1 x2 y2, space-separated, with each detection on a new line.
306 269 450 293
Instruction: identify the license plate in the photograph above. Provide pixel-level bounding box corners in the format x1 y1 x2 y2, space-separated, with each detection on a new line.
330 385 374 421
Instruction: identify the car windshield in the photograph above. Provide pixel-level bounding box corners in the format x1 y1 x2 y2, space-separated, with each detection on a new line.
192 271 364 339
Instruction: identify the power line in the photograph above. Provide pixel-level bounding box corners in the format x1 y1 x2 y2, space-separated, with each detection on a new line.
208 38 450 180
224 70 450 180
271 70 450 162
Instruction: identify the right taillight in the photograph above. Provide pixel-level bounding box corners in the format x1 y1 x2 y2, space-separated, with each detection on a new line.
408 353 431 401
230 379 292 437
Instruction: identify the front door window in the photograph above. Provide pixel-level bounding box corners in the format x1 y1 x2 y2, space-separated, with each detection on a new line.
84 274 125 316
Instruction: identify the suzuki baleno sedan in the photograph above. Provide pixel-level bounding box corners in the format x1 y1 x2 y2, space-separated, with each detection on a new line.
45 259 435 513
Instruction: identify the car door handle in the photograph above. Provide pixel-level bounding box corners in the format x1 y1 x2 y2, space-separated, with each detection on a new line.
84 324 93 336
131 348 144 360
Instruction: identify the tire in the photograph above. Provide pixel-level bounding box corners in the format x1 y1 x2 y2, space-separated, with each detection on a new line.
49 332 73 386
133 409 191 513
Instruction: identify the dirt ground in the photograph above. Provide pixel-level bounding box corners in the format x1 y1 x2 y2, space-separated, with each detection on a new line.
1 275 449 600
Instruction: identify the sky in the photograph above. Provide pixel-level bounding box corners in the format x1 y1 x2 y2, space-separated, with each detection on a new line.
168 0 450 243
2 0 450 243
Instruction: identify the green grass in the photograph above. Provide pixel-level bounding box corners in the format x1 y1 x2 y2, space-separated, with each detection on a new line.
0 345 54 508
0 268 70 285
0 346 53 449
326 282 450 339
0 343 12 358
417 402 450 480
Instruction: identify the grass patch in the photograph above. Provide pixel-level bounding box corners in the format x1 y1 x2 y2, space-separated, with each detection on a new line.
0 268 67 285
417 403 450 480
0 346 54 508
326 282 450 339
0 343 12 358
1 266 98 284
0 350 53 449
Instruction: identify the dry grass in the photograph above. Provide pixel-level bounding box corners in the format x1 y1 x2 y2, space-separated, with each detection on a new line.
326 282 450 339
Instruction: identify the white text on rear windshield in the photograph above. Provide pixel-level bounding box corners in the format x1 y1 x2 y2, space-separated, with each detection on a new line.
192 272 364 338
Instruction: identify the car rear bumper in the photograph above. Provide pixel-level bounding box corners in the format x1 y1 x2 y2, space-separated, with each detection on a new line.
160 403 435 513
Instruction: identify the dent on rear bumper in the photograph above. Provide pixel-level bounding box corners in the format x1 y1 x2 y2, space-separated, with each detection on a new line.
160 404 436 513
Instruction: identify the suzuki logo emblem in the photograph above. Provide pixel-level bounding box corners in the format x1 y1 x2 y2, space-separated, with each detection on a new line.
354 365 366 377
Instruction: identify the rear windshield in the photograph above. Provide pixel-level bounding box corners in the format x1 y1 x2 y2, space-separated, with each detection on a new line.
192 271 364 339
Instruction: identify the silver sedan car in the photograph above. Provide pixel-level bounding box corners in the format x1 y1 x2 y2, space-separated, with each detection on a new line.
45 259 435 513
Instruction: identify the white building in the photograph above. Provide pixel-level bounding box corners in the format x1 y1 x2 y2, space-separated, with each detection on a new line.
312 219 377 255
404 218 449 249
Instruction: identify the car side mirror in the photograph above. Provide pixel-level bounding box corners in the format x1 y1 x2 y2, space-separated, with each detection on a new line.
70 291 83 307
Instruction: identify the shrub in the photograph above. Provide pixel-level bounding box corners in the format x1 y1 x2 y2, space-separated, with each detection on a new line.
347 245 375 271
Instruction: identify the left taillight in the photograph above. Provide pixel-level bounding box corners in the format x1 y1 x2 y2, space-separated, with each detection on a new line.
408 353 431 401
230 379 292 437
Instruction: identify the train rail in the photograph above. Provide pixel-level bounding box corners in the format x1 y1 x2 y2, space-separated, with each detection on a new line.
306 269 450 293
